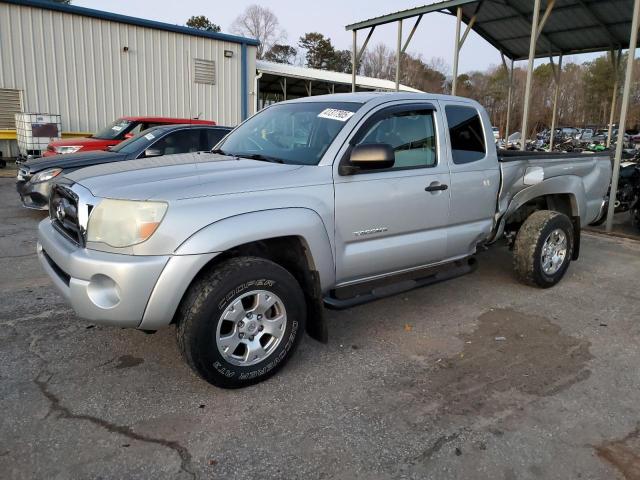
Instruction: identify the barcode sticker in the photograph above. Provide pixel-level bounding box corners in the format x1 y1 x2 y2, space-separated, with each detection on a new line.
317 108 355 122
144 133 155 140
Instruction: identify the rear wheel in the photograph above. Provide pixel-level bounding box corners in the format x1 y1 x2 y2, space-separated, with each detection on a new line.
513 210 574 288
176 256 306 388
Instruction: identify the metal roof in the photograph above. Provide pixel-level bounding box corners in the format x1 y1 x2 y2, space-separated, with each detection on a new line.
346 0 638 60
256 60 422 92
1 0 260 46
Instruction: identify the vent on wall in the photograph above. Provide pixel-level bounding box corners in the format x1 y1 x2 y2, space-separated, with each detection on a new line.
0 89 22 129
194 59 216 85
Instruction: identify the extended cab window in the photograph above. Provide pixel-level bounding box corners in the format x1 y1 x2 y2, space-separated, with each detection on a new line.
445 106 486 164
356 109 437 169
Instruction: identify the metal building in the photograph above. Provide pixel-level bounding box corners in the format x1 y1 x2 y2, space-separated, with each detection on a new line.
0 0 259 157
255 60 420 109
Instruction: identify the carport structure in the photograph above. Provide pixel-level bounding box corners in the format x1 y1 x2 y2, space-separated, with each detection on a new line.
346 0 640 231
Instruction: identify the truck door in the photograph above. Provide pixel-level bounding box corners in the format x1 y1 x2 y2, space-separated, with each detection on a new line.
333 103 451 285
440 102 501 258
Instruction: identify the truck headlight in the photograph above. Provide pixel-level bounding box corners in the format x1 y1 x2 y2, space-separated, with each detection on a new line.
87 199 168 247
54 145 82 154
31 168 62 183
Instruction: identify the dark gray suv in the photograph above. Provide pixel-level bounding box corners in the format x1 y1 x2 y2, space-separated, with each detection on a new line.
16 124 232 209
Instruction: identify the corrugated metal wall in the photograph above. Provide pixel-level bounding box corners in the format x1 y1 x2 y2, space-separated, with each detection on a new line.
0 2 255 136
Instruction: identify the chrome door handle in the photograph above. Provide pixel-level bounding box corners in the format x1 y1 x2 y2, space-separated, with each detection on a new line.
425 183 448 192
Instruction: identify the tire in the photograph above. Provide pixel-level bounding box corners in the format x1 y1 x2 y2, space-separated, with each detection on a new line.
589 202 607 226
513 210 574 288
176 256 306 388
632 207 640 230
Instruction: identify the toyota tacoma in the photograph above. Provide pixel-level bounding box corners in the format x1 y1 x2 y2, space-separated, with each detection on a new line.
37 93 611 388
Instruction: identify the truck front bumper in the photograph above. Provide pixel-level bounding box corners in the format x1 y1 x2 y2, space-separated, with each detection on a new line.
37 220 217 329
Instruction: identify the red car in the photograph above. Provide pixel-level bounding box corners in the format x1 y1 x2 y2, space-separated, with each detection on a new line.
43 116 216 156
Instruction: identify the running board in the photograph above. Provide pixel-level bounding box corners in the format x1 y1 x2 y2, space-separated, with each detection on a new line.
323 257 478 310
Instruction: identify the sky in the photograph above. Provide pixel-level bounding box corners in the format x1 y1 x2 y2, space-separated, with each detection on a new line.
74 0 608 74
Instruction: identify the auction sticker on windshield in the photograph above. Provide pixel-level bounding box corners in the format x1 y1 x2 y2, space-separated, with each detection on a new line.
318 108 355 122
144 133 155 140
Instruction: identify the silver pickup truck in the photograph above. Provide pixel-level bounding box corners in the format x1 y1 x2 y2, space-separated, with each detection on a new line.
37 92 611 388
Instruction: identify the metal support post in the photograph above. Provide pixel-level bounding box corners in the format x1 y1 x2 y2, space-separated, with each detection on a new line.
606 0 640 232
606 49 622 148
451 8 477 96
549 54 563 151
501 54 515 142
521 0 543 150
351 30 357 92
452 7 462 95
395 20 403 92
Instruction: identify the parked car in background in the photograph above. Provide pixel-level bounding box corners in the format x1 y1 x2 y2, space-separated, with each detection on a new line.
42 116 216 157
17 124 231 209
37 92 611 388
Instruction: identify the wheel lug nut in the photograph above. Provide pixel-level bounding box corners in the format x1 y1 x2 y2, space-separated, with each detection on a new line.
238 320 244 328
257 314 262 320
258 325 264 332
249 335 254 341
239 333 244 339
247 313 253 319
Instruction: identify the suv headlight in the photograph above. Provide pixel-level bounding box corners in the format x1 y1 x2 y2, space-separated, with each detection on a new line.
31 168 62 183
87 199 168 247
54 145 82 154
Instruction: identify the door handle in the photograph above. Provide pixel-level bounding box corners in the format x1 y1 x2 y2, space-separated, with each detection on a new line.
425 183 448 192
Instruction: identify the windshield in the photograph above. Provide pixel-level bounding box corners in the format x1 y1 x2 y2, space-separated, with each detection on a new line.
110 128 162 154
93 119 133 140
217 102 362 165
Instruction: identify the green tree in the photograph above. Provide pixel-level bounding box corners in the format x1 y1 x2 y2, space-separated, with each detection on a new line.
298 33 351 72
186 15 221 33
299 32 335 69
264 44 297 64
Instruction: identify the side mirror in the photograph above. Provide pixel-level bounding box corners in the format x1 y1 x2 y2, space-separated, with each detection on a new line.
340 143 395 175
144 148 163 158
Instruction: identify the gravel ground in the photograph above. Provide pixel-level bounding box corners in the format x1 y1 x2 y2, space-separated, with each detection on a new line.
1 176 640 480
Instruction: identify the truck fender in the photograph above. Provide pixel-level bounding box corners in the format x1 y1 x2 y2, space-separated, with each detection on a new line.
175 207 336 292
505 176 585 223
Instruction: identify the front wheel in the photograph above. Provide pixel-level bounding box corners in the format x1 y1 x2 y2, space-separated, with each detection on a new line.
176 256 306 388
513 210 574 288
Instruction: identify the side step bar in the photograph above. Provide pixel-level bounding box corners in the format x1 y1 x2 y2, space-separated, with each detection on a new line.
323 257 478 310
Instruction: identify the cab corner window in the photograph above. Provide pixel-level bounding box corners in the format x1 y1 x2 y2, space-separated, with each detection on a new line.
356 108 437 170
445 105 486 164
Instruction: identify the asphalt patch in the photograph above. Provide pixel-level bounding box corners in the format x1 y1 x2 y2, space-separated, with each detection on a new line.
114 355 144 369
596 425 640 479
390 308 593 421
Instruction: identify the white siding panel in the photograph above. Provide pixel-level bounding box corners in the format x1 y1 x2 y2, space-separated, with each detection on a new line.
0 3 246 133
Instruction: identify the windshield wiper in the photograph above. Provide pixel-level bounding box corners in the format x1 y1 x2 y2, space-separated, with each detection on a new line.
239 153 285 164
210 148 229 155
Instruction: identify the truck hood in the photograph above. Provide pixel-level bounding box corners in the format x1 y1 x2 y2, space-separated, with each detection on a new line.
25 150 127 173
65 152 308 201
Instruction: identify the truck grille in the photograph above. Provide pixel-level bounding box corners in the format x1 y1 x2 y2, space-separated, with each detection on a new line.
49 185 84 246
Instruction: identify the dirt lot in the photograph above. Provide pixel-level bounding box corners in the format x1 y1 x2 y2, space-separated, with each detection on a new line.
1 176 640 480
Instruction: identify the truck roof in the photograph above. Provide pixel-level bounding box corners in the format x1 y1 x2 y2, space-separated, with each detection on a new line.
278 91 482 108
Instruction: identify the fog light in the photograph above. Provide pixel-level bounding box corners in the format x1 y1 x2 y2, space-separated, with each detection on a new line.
87 274 121 309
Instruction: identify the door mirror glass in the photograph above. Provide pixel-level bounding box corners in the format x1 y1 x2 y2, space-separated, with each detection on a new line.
144 148 163 158
341 143 394 175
